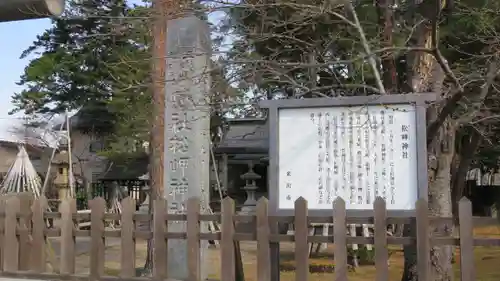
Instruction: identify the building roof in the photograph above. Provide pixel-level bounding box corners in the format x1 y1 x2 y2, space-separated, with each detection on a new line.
215 118 269 154
97 152 149 181
0 140 50 156
53 104 115 134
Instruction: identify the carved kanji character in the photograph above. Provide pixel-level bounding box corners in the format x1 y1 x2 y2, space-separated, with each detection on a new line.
170 177 189 196
168 135 189 153
170 157 189 176
170 112 191 134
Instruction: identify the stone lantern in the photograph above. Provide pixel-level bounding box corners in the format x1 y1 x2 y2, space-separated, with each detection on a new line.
52 139 71 200
239 162 261 214
235 162 261 233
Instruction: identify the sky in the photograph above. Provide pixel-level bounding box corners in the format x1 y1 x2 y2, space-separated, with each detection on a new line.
0 6 225 143
0 18 52 140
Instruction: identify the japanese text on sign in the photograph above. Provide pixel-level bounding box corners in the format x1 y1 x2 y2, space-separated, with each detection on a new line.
278 104 418 211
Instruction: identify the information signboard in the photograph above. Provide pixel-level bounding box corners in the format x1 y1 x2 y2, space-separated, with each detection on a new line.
278 104 417 211
260 94 433 216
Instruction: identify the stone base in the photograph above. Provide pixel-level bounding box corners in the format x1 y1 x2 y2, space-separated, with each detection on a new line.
235 208 256 234
167 222 209 281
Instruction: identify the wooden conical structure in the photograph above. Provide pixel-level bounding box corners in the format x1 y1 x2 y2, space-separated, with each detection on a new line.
0 145 42 197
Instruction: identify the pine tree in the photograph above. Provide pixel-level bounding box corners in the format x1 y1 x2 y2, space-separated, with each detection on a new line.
12 0 150 133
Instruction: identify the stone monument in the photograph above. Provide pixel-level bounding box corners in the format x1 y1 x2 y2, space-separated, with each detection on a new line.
164 15 211 280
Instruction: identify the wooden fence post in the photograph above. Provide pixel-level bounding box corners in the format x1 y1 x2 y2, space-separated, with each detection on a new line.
416 199 430 281
333 197 347 281
31 196 48 272
221 197 235 281
294 197 308 281
3 197 20 272
120 197 136 278
153 198 167 280
60 198 77 275
459 197 475 281
18 193 33 270
256 198 270 281
90 197 106 281
373 197 389 281
0 196 8 271
187 197 201 281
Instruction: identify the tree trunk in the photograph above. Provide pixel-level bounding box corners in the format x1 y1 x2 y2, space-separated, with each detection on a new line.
447 128 481 263
401 1 455 279
143 0 167 274
401 62 455 281
427 119 455 281
451 129 480 217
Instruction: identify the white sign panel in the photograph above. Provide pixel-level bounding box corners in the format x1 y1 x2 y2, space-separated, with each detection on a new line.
278 104 418 211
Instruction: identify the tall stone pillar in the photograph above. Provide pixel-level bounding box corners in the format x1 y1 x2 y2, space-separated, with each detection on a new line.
164 15 211 281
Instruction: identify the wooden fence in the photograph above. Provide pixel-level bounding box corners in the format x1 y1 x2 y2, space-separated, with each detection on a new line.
0 195 499 281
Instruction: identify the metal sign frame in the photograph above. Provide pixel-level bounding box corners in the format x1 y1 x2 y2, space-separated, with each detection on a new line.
259 93 436 217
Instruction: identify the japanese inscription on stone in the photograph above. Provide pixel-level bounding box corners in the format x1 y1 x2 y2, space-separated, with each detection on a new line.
166 57 192 214
165 54 210 214
278 104 418 210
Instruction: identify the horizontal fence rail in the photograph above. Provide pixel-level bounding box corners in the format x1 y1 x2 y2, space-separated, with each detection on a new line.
0 195 497 281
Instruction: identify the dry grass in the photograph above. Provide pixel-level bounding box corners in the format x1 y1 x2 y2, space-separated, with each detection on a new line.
63 225 500 281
